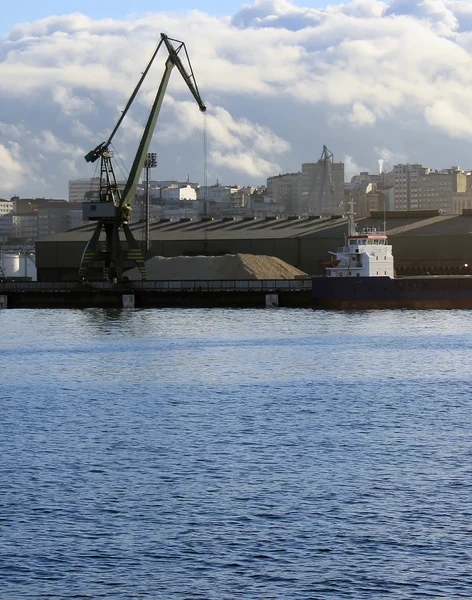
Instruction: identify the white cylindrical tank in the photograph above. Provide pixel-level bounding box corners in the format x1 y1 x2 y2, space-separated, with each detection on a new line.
2 253 21 277
24 255 37 280
1 253 37 280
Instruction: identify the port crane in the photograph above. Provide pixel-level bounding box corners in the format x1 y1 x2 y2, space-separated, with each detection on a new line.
79 33 206 281
312 144 334 216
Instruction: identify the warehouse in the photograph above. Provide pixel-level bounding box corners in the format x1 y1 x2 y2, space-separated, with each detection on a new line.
36 211 472 281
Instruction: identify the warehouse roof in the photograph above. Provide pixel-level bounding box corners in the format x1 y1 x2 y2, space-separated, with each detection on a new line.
39 213 472 244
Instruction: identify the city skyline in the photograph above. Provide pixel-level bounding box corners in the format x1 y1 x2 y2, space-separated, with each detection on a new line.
1 0 472 200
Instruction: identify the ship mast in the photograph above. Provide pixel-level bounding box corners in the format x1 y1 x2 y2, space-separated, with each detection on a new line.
347 193 356 238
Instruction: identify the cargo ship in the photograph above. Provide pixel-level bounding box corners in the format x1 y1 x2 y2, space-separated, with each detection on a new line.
312 209 472 309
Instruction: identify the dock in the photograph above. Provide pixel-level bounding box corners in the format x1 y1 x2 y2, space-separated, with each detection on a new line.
0 279 312 309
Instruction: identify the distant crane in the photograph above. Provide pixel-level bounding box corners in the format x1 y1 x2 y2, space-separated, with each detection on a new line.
311 144 334 217
79 33 206 282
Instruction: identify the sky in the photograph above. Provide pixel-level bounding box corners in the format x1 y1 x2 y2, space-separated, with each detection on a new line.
1 0 472 199
1 0 342 37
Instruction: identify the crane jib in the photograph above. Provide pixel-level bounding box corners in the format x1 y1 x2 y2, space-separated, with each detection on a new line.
79 33 206 282
119 58 176 209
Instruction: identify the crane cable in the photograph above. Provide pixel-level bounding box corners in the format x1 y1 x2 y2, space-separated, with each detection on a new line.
110 143 130 182
203 111 208 217
202 111 209 253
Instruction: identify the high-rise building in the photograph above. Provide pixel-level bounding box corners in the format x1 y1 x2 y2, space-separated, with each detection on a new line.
393 164 466 212
299 161 345 215
266 173 301 214
267 159 345 216
69 177 126 203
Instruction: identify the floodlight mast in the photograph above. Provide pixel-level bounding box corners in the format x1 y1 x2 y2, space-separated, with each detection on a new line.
79 33 206 282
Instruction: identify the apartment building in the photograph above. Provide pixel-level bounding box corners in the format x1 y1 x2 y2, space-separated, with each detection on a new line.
69 177 127 203
12 213 38 239
394 164 466 212
266 172 301 214
0 200 13 239
197 185 239 203
267 159 345 217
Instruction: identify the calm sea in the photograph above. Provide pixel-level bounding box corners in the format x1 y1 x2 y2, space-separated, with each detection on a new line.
1 309 472 599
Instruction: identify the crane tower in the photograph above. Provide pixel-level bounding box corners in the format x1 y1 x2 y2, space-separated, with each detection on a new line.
79 34 206 282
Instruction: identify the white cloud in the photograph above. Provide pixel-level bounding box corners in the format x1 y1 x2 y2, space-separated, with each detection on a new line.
344 154 369 179
211 150 282 178
157 100 290 177
0 0 471 198
348 102 377 126
425 99 472 136
0 143 24 194
52 86 96 117
385 0 458 34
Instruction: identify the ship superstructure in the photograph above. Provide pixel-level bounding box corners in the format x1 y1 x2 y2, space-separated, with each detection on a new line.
323 203 394 279
324 228 394 279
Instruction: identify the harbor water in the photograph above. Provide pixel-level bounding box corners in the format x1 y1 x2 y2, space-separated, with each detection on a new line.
2 308 472 599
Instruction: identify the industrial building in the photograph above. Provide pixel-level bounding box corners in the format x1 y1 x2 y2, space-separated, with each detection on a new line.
36 211 472 282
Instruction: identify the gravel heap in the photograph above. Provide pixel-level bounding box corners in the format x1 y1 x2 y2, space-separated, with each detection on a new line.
125 253 307 280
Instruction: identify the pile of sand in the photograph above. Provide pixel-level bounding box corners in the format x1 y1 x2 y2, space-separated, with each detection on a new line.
124 253 307 280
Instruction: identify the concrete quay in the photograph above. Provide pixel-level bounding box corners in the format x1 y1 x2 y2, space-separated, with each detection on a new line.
0 279 312 309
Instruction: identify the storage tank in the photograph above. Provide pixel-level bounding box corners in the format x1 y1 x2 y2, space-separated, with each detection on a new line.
24 254 37 280
1 253 20 277
1 252 37 280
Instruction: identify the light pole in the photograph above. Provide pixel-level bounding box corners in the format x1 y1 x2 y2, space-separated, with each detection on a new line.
143 152 157 258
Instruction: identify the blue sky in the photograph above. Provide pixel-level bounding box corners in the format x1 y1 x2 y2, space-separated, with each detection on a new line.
2 0 338 36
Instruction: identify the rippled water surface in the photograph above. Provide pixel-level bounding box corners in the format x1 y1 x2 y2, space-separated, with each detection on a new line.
2 308 472 599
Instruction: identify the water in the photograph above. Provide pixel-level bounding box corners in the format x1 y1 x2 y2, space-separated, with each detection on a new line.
1 308 472 599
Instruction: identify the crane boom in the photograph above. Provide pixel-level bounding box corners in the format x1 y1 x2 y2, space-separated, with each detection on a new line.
119 57 175 210
119 35 206 210
161 35 206 113
79 33 206 282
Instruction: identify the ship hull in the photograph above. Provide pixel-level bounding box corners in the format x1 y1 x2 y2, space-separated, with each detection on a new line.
312 276 472 309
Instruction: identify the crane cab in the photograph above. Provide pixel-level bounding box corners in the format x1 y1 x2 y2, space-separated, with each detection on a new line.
82 202 118 221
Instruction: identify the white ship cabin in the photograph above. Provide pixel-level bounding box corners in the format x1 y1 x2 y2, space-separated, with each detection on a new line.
324 227 394 278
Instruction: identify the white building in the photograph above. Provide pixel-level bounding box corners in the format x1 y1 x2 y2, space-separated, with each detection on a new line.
0 199 13 217
161 185 197 202
197 185 239 203
0 200 13 239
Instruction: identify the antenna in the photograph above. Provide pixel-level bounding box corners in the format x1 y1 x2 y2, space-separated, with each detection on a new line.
0 245 4 279
346 192 357 239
